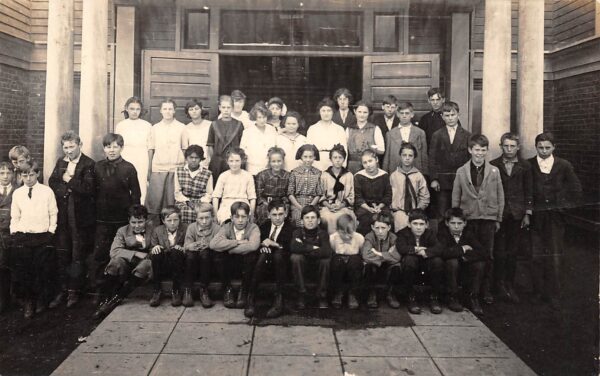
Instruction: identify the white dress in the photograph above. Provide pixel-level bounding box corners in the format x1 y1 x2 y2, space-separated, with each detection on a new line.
276 133 307 172
240 124 278 175
184 120 212 167
306 121 348 171
115 118 152 203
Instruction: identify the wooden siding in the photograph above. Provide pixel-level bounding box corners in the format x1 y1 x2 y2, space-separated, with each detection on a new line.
552 0 596 47
0 0 31 41
139 5 176 51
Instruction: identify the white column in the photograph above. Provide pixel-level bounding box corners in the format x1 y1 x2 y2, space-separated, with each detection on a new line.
517 0 544 158
481 0 512 158
113 6 137 129
79 0 109 160
43 0 73 182
450 12 471 130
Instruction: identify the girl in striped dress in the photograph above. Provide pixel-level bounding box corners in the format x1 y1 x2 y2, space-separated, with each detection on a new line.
255 147 290 225
174 145 213 224
287 144 323 227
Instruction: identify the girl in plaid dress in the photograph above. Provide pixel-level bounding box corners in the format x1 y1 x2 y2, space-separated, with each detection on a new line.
174 145 213 224
288 144 323 227
255 147 290 225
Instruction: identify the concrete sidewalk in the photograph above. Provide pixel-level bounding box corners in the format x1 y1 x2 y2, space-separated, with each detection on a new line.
51 299 536 376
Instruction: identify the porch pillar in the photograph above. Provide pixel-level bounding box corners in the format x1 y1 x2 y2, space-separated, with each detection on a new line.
113 6 137 129
43 0 73 182
517 0 544 158
481 0 512 157
450 12 470 130
79 0 109 160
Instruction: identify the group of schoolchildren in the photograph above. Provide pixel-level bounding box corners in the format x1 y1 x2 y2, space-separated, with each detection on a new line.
0 87 582 321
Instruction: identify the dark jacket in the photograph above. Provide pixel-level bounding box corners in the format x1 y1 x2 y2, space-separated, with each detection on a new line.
289 228 332 258
370 113 400 147
150 223 188 249
490 157 533 220
429 126 471 190
528 156 582 211
418 110 446 149
437 225 486 262
0 182 18 234
260 220 295 252
49 153 96 229
395 227 442 258
94 157 141 223
332 110 356 129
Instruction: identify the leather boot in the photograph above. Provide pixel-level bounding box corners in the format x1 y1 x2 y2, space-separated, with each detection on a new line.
93 295 122 320
332 291 344 309
447 294 464 312
182 288 194 307
386 289 400 309
149 290 162 307
266 293 283 318
49 289 66 309
223 287 235 308
347 292 359 310
407 292 421 314
429 294 442 314
235 288 247 309
199 288 214 308
318 297 329 309
66 290 80 308
367 290 378 309
243 293 255 318
470 294 483 315
171 290 183 307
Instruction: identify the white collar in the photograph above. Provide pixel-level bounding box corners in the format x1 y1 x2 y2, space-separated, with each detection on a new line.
537 155 554 165
356 169 387 179
63 153 82 164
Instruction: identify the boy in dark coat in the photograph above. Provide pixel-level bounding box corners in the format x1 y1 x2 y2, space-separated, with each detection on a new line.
0 162 16 312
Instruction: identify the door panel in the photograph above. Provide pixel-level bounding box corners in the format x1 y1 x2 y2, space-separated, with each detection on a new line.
143 50 219 123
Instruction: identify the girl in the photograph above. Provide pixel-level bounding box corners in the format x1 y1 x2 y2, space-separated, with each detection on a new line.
174 145 214 224
346 101 385 174
306 97 347 171
354 149 393 235
332 88 356 129
207 95 244 183
330 213 364 310
115 96 152 202
183 99 212 167
276 111 307 172
212 148 256 224
267 97 285 132
255 147 290 225
319 144 355 234
287 144 323 227
240 102 278 175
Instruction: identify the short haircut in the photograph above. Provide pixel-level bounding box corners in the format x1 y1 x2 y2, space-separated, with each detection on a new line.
353 100 370 113
398 102 414 112
444 207 467 222
0 161 13 171
301 205 320 219
329 144 347 161
281 111 305 131
61 130 81 145
185 98 203 118
427 88 444 99
267 146 286 160
469 134 489 149
248 102 271 121
226 147 247 162
160 98 176 109
194 202 214 215
442 101 459 113
336 213 356 233
128 204 148 220
160 205 181 221
295 144 320 161
267 199 287 213
382 95 398 106
333 88 353 104
102 133 124 147
408 208 428 223
361 149 378 161
231 201 250 216
123 96 144 119
185 144 205 160
399 142 418 158
316 97 336 112
8 145 30 160
20 160 40 174
500 132 520 145
219 95 233 106
371 211 393 227
267 97 284 109
535 132 555 146
231 90 247 101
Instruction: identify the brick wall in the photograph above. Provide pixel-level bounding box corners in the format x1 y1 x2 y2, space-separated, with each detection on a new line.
0 63 31 162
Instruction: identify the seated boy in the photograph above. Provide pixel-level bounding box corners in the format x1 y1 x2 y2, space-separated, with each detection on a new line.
289 205 332 310
182 202 220 308
247 199 295 318
452 134 504 305
93 204 154 319
10 161 58 318
149 206 187 307
209 201 260 312
438 208 486 315
360 212 401 309
0 162 16 312
396 209 443 314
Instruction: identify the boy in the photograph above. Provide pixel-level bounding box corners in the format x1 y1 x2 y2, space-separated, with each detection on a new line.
48 131 96 308
418 88 446 148
91 133 141 305
452 134 504 305
371 95 400 144
289 205 332 310
383 102 428 175
209 201 260 313
10 161 58 318
528 132 581 309
438 208 486 315
149 206 187 307
207 95 244 182
429 101 471 220
490 133 533 303
0 162 16 312
147 98 187 223
389 142 430 231
93 204 154 319
247 200 295 318
183 202 220 307
8 145 32 186
396 209 443 314
360 212 402 309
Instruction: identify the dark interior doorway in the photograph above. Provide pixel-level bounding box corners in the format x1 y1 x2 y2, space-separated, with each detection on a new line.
220 56 362 130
